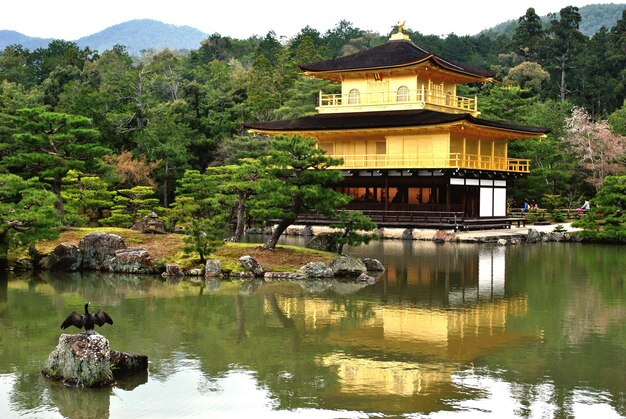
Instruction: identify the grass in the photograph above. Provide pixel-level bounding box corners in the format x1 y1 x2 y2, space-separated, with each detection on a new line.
213 242 336 272
35 227 337 272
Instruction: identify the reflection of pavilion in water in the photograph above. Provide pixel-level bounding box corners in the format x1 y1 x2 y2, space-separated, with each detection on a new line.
265 246 532 413
357 242 510 306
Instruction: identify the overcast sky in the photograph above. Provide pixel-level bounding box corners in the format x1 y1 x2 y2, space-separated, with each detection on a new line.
1 0 601 40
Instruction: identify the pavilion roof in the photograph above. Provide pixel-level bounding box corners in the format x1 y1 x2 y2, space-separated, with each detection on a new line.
298 39 495 78
245 109 550 136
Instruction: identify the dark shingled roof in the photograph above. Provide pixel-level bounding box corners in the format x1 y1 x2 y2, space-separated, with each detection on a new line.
245 110 550 135
298 39 495 78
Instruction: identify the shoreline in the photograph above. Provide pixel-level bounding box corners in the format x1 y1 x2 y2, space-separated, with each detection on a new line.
273 223 583 244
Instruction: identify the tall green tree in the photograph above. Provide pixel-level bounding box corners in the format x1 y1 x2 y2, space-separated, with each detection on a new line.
513 8 545 61
251 134 350 249
323 20 363 58
0 45 37 88
1 107 110 219
0 174 60 269
606 10 626 113
545 6 587 101
136 101 192 207
210 159 263 242
170 170 226 262
246 55 281 121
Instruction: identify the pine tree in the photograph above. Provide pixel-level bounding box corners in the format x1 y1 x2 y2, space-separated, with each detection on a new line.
251 134 350 249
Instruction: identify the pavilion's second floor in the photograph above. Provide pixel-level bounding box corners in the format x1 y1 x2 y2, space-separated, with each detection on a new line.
319 133 530 173
244 109 550 175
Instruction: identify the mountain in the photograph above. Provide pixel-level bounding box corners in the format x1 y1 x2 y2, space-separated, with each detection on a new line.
0 30 52 50
0 19 209 54
75 19 208 54
482 3 625 37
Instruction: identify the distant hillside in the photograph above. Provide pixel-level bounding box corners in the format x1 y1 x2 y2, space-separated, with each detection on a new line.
0 19 209 54
0 30 52 50
0 4 623 54
75 19 208 53
483 3 625 37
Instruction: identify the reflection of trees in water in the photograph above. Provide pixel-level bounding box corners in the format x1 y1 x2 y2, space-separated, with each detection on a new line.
0 270 7 303
332 296 376 325
563 282 625 345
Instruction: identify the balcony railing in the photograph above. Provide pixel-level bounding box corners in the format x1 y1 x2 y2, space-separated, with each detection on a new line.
328 153 530 173
318 87 478 114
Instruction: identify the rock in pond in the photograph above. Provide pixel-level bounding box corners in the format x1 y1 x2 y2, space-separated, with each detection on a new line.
360 258 385 272
239 255 264 277
42 333 113 387
297 261 334 279
162 264 184 277
104 248 155 274
306 232 339 253
44 243 82 272
205 259 222 278
330 256 367 278
79 232 126 271
42 334 149 388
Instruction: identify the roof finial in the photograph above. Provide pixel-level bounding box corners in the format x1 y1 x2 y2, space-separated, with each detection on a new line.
390 20 410 41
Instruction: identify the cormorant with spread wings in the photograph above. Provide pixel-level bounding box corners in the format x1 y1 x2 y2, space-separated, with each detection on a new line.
61 303 113 334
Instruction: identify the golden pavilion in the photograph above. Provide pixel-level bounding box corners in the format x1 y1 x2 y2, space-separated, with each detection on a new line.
245 24 549 229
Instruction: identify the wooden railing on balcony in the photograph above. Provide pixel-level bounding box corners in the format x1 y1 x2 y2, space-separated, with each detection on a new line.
329 153 530 173
318 87 478 114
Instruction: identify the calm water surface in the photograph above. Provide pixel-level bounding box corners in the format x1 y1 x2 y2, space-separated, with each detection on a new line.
0 239 624 418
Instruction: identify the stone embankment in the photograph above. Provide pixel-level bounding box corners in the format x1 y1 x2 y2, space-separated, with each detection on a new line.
272 223 582 245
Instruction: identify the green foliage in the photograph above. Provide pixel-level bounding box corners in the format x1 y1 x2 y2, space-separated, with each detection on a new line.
181 218 226 263
608 105 626 136
573 175 626 242
504 62 550 94
0 174 60 266
101 186 162 227
215 134 270 165
61 170 114 226
1 107 110 219
541 194 564 210
512 8 545 60
331 211 378 254
169 170 227 262
252 135 350 249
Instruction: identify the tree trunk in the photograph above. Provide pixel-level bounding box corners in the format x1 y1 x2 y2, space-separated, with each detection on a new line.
163 161 169 208
232 195 246 242
0 239 8 271
51 177 65 219
560 66 567 101
263 218 293 249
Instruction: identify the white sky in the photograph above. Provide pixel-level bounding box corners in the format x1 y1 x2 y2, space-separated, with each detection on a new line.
1 0 601 40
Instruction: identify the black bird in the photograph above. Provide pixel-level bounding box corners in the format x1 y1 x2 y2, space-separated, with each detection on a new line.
61 303 113 334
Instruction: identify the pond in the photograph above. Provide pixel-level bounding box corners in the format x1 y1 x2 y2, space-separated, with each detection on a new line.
0 239 624 418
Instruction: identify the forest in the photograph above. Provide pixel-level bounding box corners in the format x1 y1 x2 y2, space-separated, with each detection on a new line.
0 5 625 257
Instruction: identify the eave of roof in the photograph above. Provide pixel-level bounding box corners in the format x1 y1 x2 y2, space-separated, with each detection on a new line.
244 110 550 137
